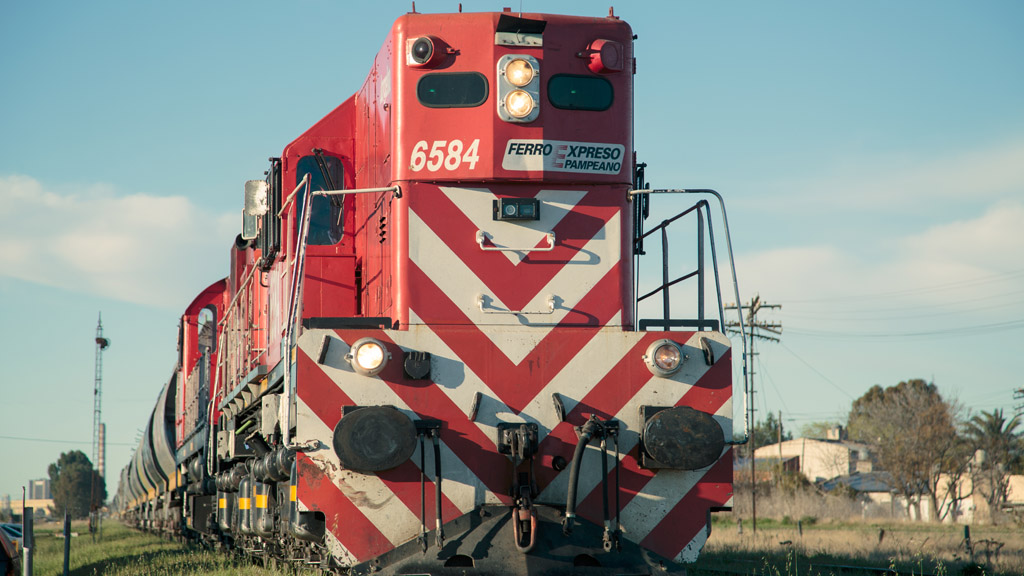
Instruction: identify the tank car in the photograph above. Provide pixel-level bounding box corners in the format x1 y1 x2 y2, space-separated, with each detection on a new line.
117 8 746 575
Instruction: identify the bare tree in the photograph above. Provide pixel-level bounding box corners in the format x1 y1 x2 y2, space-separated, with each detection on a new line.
848 380 969 522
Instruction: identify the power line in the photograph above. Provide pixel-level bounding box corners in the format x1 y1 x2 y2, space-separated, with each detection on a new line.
778 341 854 400
782 292 1024 321
785 318 1024 341
0 434 134 447
785 268 1024 304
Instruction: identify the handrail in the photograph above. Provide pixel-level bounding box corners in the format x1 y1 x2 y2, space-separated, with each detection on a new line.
476 230 556 252
628 188 749 445
476 293 555 315
278 174 312 219
280 181 403 446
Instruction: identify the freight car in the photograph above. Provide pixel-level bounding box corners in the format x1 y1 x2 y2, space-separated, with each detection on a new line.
116 7 748 576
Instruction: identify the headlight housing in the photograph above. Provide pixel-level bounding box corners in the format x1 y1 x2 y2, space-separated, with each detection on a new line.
497 54 539 123
643 339 684 377
346 338 391 376
504 90 535 119
505 58 535 87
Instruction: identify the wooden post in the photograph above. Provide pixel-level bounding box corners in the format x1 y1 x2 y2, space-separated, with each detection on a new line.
63 509 71 576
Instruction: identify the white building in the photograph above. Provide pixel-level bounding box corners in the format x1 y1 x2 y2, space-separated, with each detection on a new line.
753 438 873 483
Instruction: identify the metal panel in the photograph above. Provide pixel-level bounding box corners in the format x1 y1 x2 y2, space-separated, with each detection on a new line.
152 376 178 479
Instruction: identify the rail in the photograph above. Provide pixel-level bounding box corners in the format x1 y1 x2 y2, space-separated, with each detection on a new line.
207 247 268 473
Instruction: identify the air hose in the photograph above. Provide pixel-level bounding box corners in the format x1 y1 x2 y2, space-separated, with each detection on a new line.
563 416 603 535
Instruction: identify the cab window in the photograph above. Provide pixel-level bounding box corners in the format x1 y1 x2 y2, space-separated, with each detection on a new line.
296 155 344 245
417 73 489 108
548 75 613 111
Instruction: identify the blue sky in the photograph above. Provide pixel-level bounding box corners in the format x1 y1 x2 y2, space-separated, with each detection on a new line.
1 1 1022 501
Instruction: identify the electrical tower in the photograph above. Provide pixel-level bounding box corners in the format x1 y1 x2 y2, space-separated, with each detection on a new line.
91 314 110 537
725 294 781 533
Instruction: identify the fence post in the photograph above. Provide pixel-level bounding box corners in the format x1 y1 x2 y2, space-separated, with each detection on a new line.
63 509 71 576
964 525 973 563
21 507 32 576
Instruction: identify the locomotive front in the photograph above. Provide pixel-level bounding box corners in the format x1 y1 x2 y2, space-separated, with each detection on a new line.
113 8 743 576
279 10 735 576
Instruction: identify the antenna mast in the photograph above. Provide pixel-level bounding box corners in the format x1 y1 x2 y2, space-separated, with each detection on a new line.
91 314 110 537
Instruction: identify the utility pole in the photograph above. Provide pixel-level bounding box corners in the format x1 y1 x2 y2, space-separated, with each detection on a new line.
778 409 783 487
1014 388 1024 417
91 314 110 541
725 294 781 533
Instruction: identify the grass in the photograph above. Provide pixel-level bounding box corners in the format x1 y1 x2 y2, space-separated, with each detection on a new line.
29 520 288 576
22 516 1024 576
695 516 1024 576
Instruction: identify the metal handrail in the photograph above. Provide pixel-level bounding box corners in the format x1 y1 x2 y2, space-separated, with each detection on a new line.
628 188 749 445
280 181 402 446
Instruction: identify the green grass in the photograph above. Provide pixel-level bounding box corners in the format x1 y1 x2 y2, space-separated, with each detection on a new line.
30 520 288 576
23 517 1024 576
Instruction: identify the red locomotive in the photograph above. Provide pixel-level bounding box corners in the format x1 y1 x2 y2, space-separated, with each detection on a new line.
116 8 745 575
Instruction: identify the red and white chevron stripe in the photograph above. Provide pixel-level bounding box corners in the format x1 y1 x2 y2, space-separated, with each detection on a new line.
292 184 733 566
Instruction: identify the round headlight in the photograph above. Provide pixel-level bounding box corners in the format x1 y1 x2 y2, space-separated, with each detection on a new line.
505 90 535 119
346 338 390 376
505 58 535 87
410 37 434 65
643 339 684 377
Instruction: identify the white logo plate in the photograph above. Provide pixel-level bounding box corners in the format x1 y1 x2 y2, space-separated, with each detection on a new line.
502 139 625 175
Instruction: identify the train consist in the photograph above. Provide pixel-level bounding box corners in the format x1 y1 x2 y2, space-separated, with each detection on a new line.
115 8 746 576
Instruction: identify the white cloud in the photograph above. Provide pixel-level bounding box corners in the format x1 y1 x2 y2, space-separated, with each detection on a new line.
735 199 1024 332
753 140 1024 213
0 174 236 308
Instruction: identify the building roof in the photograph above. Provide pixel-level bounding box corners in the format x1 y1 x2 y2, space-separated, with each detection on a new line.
820 471 894 494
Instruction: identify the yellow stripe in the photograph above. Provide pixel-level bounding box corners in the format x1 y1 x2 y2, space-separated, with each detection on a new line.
219 498 227 509
290 485 297 502
255 494 268 509
239 497 251 510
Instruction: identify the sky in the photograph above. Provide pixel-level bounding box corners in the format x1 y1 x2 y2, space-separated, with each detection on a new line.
1 1 1022 501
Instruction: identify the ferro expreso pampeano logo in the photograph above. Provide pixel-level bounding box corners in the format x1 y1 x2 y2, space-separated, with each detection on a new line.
502 139 625 175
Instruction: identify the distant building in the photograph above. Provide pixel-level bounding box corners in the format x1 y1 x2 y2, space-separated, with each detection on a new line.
29 479 51 500
753 437 872 483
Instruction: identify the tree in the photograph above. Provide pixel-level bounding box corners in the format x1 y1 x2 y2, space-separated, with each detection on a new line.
963 409 1023 520
48 450 106 519
751 411 792 448
847 379 969 522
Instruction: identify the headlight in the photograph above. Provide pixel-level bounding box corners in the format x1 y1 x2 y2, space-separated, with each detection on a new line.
346 338 391 376
411 37 433 64
505 58 535 87
505 90 535 119
497 54 539 123
643 339 684 377
407 36 444 67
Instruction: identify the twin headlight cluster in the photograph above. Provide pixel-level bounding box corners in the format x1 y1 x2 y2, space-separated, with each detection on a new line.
496 55 540 123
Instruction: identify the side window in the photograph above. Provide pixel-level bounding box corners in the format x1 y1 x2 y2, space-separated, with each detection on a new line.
257 158 282 270
197 306 216 354
296 155 345 246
